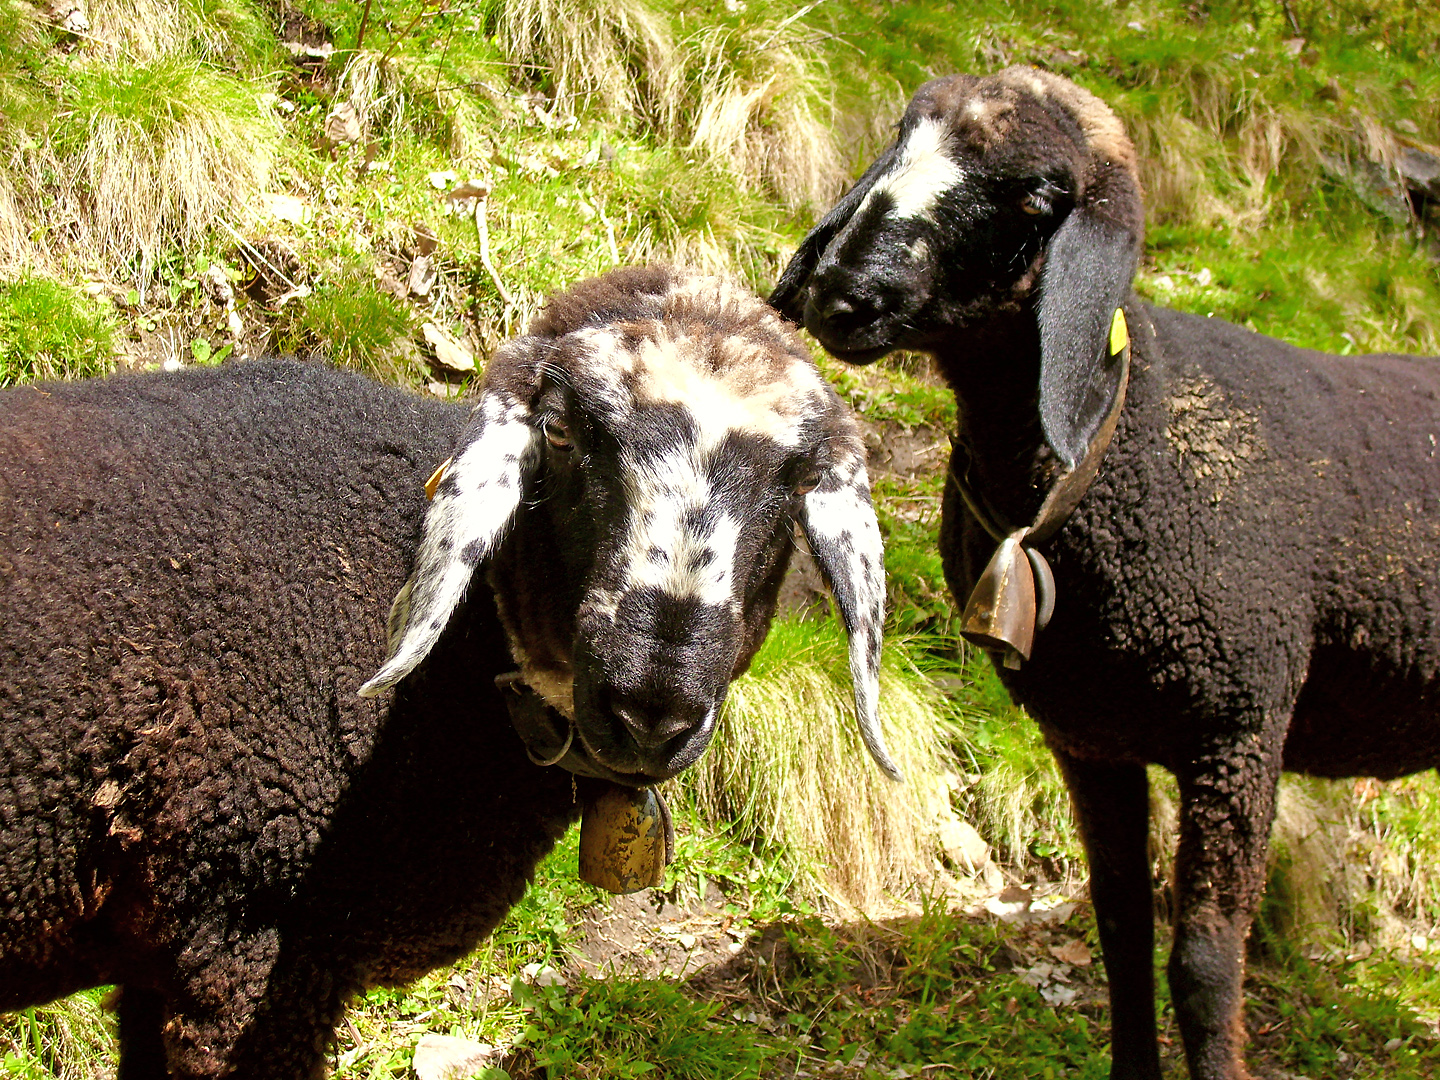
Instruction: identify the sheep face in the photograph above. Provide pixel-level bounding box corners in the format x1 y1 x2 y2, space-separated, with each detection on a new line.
771 67 1145 466
363 268 900 784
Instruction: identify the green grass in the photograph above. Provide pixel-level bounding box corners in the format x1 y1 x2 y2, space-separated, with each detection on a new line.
0 278 115 385
283 272 414 376
0 990 113 1080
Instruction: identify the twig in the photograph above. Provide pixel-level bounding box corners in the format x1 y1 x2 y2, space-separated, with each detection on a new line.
596 199 620 266
215 218 300 294
355 0 373 52
1279 0 1301 36
378 0 446 67
474 198 513 306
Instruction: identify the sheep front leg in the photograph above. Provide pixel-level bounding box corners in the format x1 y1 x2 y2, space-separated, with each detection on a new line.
1169 730 1285 1080
116 986 167 1080
160 925 348 1079
1053 749 1162 1080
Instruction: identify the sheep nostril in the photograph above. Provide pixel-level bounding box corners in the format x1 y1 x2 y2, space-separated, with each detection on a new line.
810 289 879 335
610 693 696 750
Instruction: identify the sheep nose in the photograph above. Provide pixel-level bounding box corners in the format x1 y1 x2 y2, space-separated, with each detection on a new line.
609 691 707 750
806 285 877 336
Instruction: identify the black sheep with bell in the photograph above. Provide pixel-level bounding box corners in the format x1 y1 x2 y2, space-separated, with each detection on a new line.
772 65 1440 1080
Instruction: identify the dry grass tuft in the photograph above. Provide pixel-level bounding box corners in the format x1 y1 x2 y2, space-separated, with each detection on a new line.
674 618 961 914
337 50 479 155
0 59 277 282
489 0 845 213
492 0 672 120
665 21 843 214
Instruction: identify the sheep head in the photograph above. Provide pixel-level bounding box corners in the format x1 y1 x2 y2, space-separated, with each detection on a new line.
770 66 1145 470
362 267 900 783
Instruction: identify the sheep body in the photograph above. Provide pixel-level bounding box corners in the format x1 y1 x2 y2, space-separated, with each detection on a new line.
772 68 1440 1080
1 266 893 1077
0 360 576 1075
990 303 1440 766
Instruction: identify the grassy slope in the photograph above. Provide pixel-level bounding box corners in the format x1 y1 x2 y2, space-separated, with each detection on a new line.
4 0 1440 1076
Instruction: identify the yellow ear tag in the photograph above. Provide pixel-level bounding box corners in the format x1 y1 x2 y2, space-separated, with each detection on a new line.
1109 307 1129 356
424 457 453 501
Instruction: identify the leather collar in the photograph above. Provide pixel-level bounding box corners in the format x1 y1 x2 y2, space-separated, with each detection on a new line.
953 311 1131 669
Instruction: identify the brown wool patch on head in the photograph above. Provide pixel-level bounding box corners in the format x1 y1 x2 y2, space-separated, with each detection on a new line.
563 270 827 448
920 76 1017 153
999 66 1136 170
1165 375 1265 502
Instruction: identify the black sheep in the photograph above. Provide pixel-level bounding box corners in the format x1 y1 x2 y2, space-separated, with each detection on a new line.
0 266 895 1078
770 67 1440 1080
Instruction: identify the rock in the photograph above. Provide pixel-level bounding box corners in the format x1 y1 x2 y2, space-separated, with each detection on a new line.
282 40 334 61
1396 144 1440 198
47 0 88 37
257 193 310 224
1322 154 1411 223
201 265 234 308
421 322 474 374
411 1034 501 1080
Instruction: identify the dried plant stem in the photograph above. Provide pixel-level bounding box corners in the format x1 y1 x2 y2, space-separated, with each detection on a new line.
473 198 512 306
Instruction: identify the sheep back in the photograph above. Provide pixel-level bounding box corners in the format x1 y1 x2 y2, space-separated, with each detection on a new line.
0 360 577 1022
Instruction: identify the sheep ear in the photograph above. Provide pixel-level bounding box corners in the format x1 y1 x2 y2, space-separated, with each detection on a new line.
796 454 903 782
769 146 900 323
1035 207 1140 470
359 339 545 697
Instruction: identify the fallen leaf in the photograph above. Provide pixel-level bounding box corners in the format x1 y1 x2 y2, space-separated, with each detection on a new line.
937 815 989 871
422 322 474 373
1050 938 1092 966
412 1033 500 1080
407 255 438 298
325 102 361 145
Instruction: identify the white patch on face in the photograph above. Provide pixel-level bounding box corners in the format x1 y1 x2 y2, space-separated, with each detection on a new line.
631 331 824 450
907 237 931 264
860 116 964 223
617 443 742 609
568 326 638 419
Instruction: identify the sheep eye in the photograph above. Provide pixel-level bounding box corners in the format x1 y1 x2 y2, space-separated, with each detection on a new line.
544 419 572 450
1021 192 1050 216
794 471 822 496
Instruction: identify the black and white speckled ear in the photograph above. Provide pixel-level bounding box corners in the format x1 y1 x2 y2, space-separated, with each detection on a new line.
359 341 544 697
797 452 901 782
